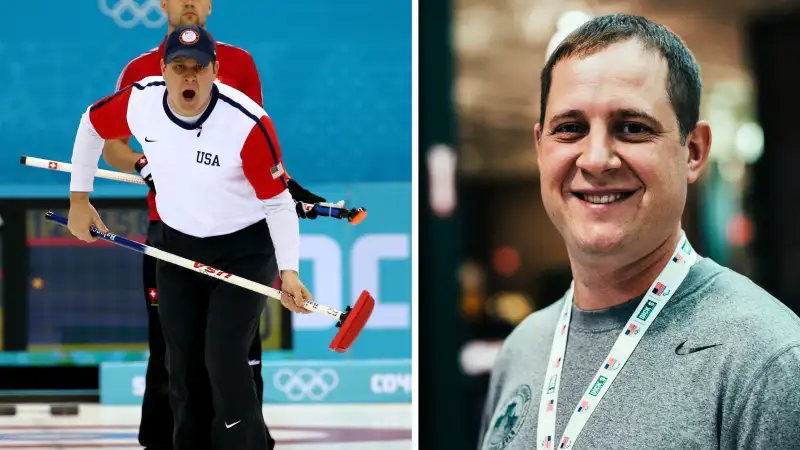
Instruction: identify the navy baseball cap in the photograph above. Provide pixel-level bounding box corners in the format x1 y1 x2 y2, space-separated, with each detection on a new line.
164 25 217 66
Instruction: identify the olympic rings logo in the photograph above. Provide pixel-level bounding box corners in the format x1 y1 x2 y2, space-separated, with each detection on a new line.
99 0 167 29
272 368 339 401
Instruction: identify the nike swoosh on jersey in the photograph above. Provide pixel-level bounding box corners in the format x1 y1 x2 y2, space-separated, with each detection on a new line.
675 340 721 355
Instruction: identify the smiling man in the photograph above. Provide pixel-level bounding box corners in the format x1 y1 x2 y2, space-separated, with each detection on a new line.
478 14 800 450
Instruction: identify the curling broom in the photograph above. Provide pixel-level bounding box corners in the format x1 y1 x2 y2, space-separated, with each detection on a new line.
44 212 373 353
20 155 368 226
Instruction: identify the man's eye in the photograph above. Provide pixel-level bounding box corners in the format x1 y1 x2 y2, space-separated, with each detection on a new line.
554 124 586 134
621 123 650 134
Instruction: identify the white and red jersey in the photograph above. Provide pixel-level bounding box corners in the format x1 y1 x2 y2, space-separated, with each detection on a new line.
69 75 299 272
115 37 264 221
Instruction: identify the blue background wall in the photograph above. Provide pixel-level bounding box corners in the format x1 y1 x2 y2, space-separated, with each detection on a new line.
0 0 411 197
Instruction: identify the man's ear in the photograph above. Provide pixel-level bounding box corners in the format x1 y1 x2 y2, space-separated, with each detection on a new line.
534 122 543 168
686 121 712 184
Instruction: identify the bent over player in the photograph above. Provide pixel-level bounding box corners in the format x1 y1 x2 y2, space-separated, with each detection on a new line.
102 1 324 448
67 25 310 450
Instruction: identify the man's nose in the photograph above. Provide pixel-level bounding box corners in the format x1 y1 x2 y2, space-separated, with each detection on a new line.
575 130 622 176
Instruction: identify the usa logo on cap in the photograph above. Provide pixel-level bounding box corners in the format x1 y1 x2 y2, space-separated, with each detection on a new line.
180 29 199 44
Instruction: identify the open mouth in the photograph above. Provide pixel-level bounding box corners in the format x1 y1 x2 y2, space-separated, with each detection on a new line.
573 190 638 205
182 89 196 100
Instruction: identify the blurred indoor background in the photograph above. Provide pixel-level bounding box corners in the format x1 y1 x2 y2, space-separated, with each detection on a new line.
421 0 800 448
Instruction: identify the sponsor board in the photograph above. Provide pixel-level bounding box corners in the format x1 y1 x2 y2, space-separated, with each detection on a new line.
100 358 412 405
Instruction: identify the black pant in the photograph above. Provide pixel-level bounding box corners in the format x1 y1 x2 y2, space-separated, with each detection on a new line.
139 220 275 450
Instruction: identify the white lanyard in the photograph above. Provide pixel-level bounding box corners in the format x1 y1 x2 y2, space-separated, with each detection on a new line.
536 234 698 450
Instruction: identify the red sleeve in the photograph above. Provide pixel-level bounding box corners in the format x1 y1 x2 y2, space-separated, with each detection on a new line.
241 115 288 199
88 87 134 140
241 53 264 107
115 60 142 91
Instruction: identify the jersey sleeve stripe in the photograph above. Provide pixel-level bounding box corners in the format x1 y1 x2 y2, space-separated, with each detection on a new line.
115 48 158 90
216 41 251 55
91 80 166 112
219 94 287 189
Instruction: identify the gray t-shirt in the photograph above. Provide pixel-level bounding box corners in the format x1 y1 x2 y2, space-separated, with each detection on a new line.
479 258 800 450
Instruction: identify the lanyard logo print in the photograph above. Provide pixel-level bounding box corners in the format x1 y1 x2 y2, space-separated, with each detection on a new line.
537 234 698 449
